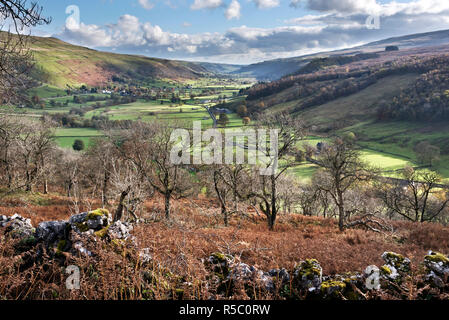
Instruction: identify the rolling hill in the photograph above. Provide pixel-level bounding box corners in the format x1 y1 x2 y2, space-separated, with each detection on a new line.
241 39 449 177
27 35 211 88
231 29 449 80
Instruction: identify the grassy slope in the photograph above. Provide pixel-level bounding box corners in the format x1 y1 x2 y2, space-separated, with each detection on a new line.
294 74 420 128
29 36 208 88
263 73 449 181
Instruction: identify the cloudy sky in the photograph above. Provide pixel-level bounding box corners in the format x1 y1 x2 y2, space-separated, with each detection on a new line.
32 0 449 64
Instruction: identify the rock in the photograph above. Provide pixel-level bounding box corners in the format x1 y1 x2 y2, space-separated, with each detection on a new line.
228 263 275 292
379 252 411 284
35 221 69 244
381 252 411 274
320 280 346 299
73 241 93 256
69 209 110 234
293 259 323 292
107 221 133 240
2 214 35 239
424 251 449 275
424 251 449 288
380 264 400 281
69 212 88 225
229 263 274 291
205 253 275 295
269 268 291 284
208 252 234 277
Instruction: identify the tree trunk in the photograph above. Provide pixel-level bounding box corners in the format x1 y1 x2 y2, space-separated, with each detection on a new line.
164 192 171 219
337 190 345 231
25 175 32 192
222 205 228 227
67 182 73 197
43 179 48 194
270 174 277 231
114 186 130 222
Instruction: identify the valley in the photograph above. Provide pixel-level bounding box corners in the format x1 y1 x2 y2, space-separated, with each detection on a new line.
2 0 449 303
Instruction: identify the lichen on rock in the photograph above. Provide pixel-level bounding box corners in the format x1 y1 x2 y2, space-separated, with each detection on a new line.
320 280 346 299
424 251 449 288
293 259 323 292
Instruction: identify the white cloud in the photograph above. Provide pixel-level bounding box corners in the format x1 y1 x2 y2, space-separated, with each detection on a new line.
138 0 155 10
253 0 280 9
190 0 224 10
225 0 241 20
56 1 449 64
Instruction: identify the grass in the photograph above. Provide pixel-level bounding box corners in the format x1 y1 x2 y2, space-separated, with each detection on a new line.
54 128 103 148
29 35 208 88
260 73 449 181
293 73 420 129
26 85 67 99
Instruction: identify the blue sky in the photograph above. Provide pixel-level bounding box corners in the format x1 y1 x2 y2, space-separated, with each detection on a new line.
31 0 449 64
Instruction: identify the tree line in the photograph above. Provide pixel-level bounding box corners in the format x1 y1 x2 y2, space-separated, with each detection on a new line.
2 113 449 231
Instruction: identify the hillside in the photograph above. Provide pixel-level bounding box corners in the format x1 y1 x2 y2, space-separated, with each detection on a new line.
2 192 449 300
27 35 211 88
233 29 449 80
242 43 449 179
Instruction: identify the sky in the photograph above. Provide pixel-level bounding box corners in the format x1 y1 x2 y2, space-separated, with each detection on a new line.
29 0 449 64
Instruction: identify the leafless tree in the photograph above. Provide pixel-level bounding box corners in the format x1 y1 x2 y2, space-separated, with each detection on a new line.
54 147 81 197
84 137 117 207
414 141 440 167
0 0 51 104
112 121 196 219
313 138 374 231
378 166 449 223
1 116 55 192
249 112 306 230
16 118 55 191
0 113 22 188
109 156 150 222
201 164 250 226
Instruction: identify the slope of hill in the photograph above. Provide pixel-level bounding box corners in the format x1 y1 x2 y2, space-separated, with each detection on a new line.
28 36 210 88
242 43 449 178
233 29 449 80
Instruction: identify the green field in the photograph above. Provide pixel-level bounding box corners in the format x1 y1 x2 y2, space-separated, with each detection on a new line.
54 128 103 148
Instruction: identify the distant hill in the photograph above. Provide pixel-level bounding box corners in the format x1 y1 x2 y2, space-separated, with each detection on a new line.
240 42 449 172
27 35 210 88
23 28 449 87
231 29 449 80
194 62 242 74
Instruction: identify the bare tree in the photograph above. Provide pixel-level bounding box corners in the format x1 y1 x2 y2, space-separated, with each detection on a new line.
84 137 117 207
109 155 150 222
378 166 449 223
0 114 22 188
54 147 81 197
313 138 374 231
113 121 195 219
201 164 250 226
249 112 306 230
0 0 51 104
18 118 55 191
